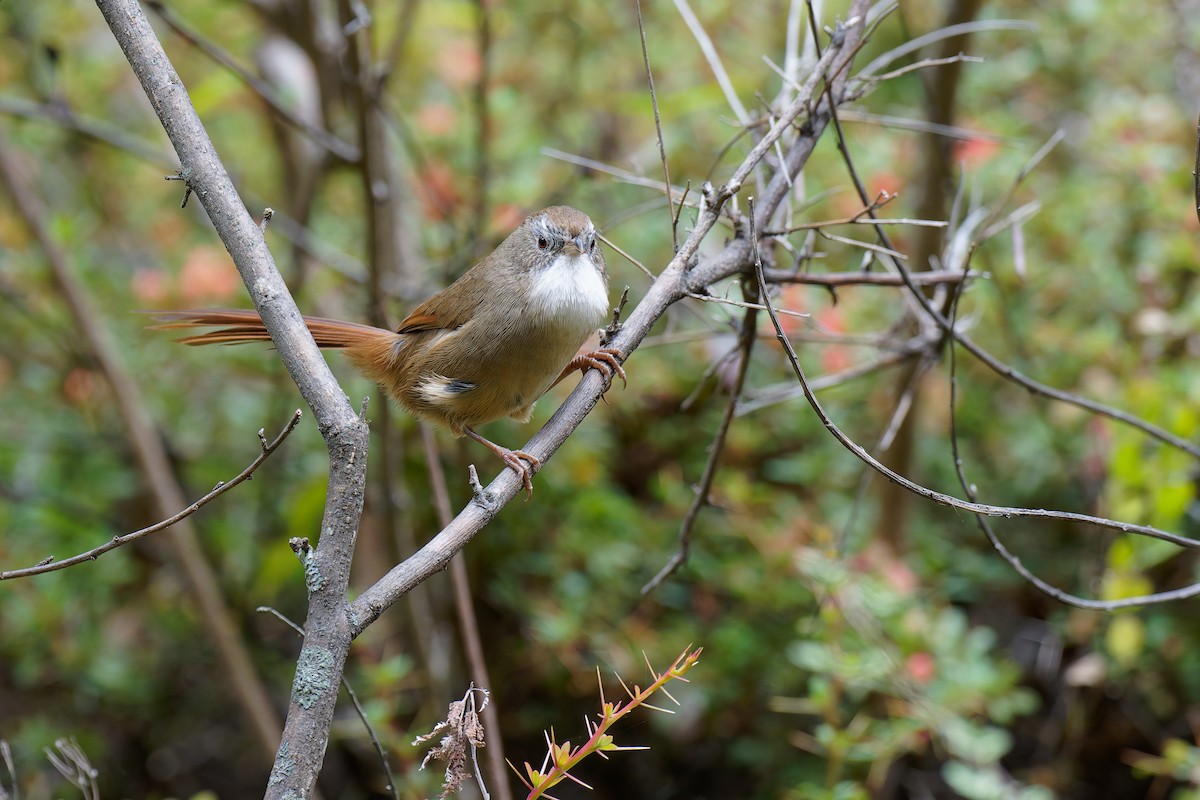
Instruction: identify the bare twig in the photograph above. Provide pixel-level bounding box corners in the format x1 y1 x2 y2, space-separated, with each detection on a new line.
761 268 969 286
1194 114 1200 226
1 412 301 580
836 108 1007 143
636 0 677 251
0 740 16 800
752 240 1200 550
737 339 929 415
0 126 287 763
598 233 656 280
541 148 692 208
944 284 1200 609
861 53 984 86
769 216 949 233
144 0 359 162
379 0 423 87
420 425 512 800
642 201 762 593
469 0 492 260
853 19 1037 83
672 0 750 124
0 95 171 164
44 738 99 800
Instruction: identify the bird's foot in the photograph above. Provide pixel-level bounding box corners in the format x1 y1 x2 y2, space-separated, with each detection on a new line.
569 348 627 388
465 427 541 499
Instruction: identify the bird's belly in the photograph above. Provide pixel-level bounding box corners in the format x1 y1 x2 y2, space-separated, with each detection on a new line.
403 319 594 431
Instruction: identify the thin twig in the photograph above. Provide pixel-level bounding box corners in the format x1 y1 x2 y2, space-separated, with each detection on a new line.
642 201 762 593
636 0 677 252
0 95 171 164
763 207 948 234
819 26 1200 459
44 738 98 800
379 0 423 87
736 337 926 415
853 19 1036 82
836 108 1008 143
944 283 1200 609
686 290 810 320
420 425 511 800
470 0 492 260
144 0 359 162
1194 114 1200 226
541 148 691 207
672 0 750 124
1 412 302 579
0 740 14 800
752 246 1200 550
761 268 969 286
598 233 656 280
863 53 985 86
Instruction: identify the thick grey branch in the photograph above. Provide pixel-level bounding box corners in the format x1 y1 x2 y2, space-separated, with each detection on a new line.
93 3 369 799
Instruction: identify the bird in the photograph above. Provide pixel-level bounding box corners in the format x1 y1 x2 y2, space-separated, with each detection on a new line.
151 205 624 496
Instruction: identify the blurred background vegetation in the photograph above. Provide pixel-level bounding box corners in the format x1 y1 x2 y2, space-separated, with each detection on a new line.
2 0 1200 798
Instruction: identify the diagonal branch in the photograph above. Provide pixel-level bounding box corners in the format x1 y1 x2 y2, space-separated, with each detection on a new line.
346 0 873 636
0 412 301 580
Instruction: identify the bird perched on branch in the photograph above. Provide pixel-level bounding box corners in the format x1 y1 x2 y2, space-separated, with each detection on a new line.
152 205 624 496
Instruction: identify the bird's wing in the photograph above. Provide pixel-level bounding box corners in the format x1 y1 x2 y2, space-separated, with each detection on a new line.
395 268 488 335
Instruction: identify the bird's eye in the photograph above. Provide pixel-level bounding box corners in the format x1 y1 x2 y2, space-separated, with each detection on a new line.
537 237 549 249
589 239 596 252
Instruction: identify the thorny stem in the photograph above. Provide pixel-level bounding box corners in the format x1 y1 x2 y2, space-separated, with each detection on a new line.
512 648 702 800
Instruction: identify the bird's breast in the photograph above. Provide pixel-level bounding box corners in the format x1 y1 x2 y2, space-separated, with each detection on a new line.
525 253 609 333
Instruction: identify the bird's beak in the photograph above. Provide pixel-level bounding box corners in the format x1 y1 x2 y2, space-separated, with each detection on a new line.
565 234 594 257
562 241 583 256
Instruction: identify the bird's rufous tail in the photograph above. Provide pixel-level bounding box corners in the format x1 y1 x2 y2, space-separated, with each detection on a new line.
147 309 389 350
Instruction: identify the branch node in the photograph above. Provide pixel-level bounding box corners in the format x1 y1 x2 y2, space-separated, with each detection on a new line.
601 286 631 346
289 537 312 562
164 167 194 208
467 465 493 508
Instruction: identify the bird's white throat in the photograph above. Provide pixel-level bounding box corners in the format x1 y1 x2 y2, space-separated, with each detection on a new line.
527 253 608 330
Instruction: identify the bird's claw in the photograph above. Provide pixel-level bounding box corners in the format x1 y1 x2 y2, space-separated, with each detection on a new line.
575 348 627 388
498 448 540 499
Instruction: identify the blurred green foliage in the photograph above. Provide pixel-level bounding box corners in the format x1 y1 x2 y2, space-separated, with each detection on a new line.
1 0 1200 798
